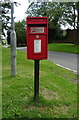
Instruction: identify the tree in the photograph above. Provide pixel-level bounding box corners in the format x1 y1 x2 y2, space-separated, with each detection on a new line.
1 1 19 36
26 2 64 42
7 29 11 45
1 2 11 36
60 2 77 29
26 2 78 29
15 20 26 47
26 2 78 43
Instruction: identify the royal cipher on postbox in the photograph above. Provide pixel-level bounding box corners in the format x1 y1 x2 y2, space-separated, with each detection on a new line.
26 17 48 60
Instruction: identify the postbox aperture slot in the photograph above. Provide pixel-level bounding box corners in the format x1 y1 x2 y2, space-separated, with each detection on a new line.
31 27 44 33
28 24 47 27
28 24 47 33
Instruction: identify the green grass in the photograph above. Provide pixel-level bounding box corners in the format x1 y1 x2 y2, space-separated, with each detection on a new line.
0 45 2 120
2 47 77 119
48 43 79 54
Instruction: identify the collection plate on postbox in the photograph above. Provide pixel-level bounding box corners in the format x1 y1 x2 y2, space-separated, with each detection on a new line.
31 27 44 33
26 17 48 60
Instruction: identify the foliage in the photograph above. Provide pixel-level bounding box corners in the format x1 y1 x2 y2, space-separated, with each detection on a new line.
28 2 64 42
1 2 11 36
15 20 26 47
2 47 77 119
26 2 62 28
26 2 78 43
76 1 79 44
7 29 10 45
59 2 77 29
26 2 78 29
1 1 19 36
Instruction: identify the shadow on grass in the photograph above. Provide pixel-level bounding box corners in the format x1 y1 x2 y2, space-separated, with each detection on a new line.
24 95 62 109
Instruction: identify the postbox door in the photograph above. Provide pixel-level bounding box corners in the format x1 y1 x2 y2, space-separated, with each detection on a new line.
27 34 47 60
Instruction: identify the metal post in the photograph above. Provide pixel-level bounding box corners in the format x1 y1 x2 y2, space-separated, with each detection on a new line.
11 2 14 31
11 1 16 76
34 60 40 100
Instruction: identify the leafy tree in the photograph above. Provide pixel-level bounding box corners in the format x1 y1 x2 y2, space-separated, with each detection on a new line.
1 2 11 36
26 2 78 43
26 2 78 29
60 2 78 29
26 2 61 28
26 2 63 42
7 29 10 45
15 20 26 47
1 1 19 36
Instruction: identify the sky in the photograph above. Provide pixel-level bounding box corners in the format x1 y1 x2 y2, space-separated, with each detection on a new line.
14 0 29 22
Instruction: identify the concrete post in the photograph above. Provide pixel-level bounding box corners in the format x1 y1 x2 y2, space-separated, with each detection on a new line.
11 1 16 76
10 30 16 76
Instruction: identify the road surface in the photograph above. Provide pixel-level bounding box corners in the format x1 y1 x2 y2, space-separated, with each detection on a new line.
16 47 78 73
48 51 77 73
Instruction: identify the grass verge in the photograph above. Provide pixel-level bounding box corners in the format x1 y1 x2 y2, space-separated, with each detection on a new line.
0 45 2 119
48 43 79 54
2 47 77 119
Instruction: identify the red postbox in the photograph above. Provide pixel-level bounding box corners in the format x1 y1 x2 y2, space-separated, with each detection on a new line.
26 17 48 60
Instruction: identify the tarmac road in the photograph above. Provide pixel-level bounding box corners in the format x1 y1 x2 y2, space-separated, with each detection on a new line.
16 47 78 73
48 51 77 73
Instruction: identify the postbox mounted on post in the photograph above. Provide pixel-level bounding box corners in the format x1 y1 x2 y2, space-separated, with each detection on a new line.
26 17 48 100
26 17 48 60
